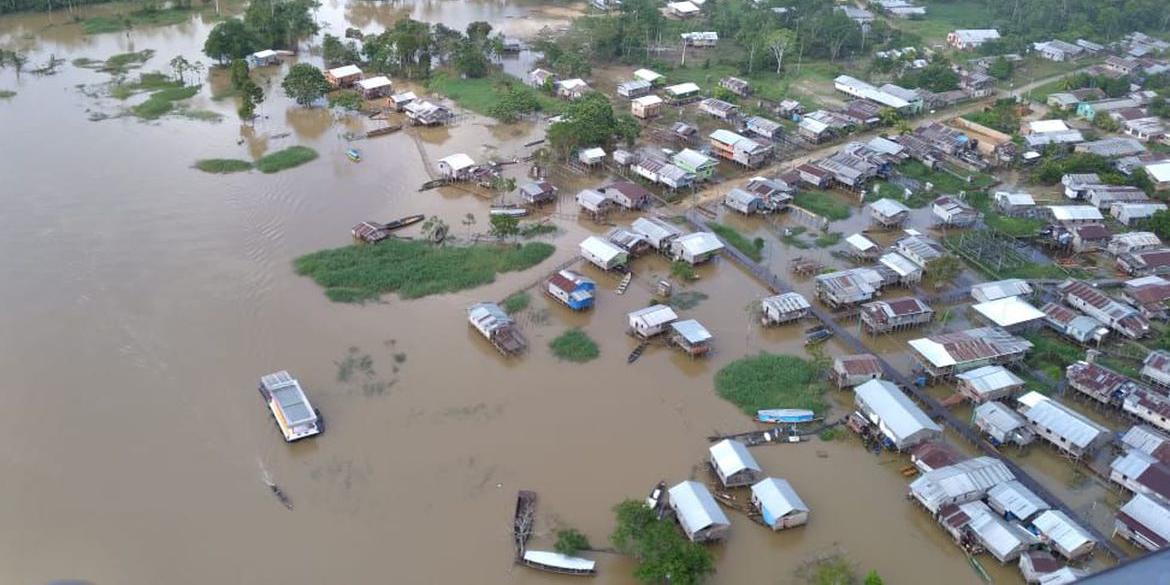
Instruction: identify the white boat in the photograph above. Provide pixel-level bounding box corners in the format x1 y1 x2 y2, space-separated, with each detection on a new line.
490 205 530 217
756 408 817 424
258 371 322 442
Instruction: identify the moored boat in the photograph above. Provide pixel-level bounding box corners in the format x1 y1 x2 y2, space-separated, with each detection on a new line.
756 408 817 424
520 550 596 576
258 371 322 442
490 204 529 217
346 148 362 162
804 326 833 345
513 490 537 552
383 213 425 231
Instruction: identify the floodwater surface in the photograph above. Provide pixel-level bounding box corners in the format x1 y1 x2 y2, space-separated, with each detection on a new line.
0 3 1053 584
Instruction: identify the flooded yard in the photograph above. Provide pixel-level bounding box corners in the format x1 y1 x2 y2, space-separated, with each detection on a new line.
0 3 1116 584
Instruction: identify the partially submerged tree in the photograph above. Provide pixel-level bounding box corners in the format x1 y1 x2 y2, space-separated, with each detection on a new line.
489 214 520 240
203 19 260 64
611 499 714 585
554 528 590 556
281 63 330 107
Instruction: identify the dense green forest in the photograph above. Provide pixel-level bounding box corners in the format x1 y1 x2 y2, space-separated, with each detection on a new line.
935 0 1170 46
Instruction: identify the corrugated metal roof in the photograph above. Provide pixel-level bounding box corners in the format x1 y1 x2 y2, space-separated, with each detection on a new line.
676 232 725 256
761 292 810 314
1048 205 1104 222
870 198 911 217
672 319 712 344
1112 450 1155 481
751 477 808 518
1017 392 1109 449
631 217 682 243
972 296 1046 327
438 153 476 171
580 236 625 263
1122 425 1170 460
987 480 1050 521
628 304 678 327
668 480 730 531
710 439 760 476
855 379 942 445
968 510 1038 561
1032 510 1095 555
845 233 878 251
879 252 921 277
957 365 1025 395
908 327 1033 368
725 188 761 206
1119 493 1170 545
974 400 1028 433
909 456 1015 512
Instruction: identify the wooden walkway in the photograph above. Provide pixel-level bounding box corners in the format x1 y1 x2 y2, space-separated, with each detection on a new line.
685 211 1128 561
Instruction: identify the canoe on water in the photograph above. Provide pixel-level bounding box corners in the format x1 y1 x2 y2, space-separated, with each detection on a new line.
383 214 426 231
756 408 817 424
346 148 362 162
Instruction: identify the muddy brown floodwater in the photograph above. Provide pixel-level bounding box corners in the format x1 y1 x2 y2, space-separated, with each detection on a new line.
0 3 1056 584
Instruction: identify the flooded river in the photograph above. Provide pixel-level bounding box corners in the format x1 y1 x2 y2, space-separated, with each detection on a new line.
0 3 1074 584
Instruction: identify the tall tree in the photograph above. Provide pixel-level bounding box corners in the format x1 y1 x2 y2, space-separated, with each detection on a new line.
281 63 330 107
203 19 260 64
765 29 793 74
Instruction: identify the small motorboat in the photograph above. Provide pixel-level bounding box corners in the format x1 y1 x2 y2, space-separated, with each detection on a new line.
382 214 426 231
490 204 530 218
346 148 362 162
756 409 817 424
805 326 833 345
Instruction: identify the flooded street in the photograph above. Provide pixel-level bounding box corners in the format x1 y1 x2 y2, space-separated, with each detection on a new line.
0 3 1047 584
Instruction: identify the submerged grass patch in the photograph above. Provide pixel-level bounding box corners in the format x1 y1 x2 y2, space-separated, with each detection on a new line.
294 239 555 303
175 108 224 122
714 353 825 415
130 84 199 119
549 328 600 363
708 222 763 262
793 191 853 221
502 291 530 314
96 49 155 74
519 222 557 238
112 72 183 99
195 158 253 173
82 7 195 35
256 146 318 173
814 231 843 248
0 90 14 99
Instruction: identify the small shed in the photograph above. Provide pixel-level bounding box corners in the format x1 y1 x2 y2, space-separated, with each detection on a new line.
326 64 363 88
973 401 1035 447
709 439 761 487
628 304 679 338
580 236 628 271
546 270 596 311
390 91 417 111
579 147 606 166
668 480 731 542
631 217 683 250
869 198 911 228
437 153 476 180
631 94 664 119
751 478 809 531
555 78 590 100
760 292 811 325
246 49 280 67
356 75 392 98
467 302 526 355
832 353 883 388
723 188 765 215
671 232 724 265
519 181 558 206
1031 510 1096 560
956 365 1025 403
671 319 713 357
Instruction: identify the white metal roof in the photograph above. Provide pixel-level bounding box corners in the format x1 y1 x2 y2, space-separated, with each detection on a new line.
709 439 761 476
1112 450 1156 481
557 78 588 90
438 153 476 171
581 146 607 159
987 480 1050 521
634 68 663 82
909 456 1015 512
968 511 1037 560
1119 493 1170 544
1147 161 1170 183
971 279 1033 302
357 75 392 90
328 64 362 78
1032 510 1095 555
973 296 1046 327
761 292 810 313
996 191 1036 206
1048 205 1104 221
522 550 596 572
669 480 730 531
665 82 701 95
391 91 417 102
1030 119 1071 133
676 232 725 257
580 236 625 263
672 319 712 344
1122 425 1170 457
870 198 911 217
667 0 700 13
631 217 682 243
958 365 1025 395
879 252 921 277
251 49 278 59
846 233 878 252
855 379 942 444
628 304 679 327
632 94 664 106
1017 392 1109 449
674 148 715 169
751 477 809 518
725 187 761 206
974 400 1028 432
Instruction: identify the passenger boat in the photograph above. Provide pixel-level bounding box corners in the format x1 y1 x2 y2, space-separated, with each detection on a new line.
346 148 362 162
489 204 530 218
519 550 596 576
258 371 322 442
756 408 817 424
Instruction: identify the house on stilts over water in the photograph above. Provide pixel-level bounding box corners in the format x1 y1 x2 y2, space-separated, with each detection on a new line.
467 302 527 355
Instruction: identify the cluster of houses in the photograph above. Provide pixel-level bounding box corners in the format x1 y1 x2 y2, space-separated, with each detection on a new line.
811 229 948 306
626 303 714 357
663 438 810 543
577 215 724 273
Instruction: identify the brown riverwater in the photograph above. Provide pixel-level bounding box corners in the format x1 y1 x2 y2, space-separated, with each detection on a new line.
0 3 1091 584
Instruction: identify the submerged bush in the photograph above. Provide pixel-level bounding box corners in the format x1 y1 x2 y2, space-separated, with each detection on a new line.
256 146 318 173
